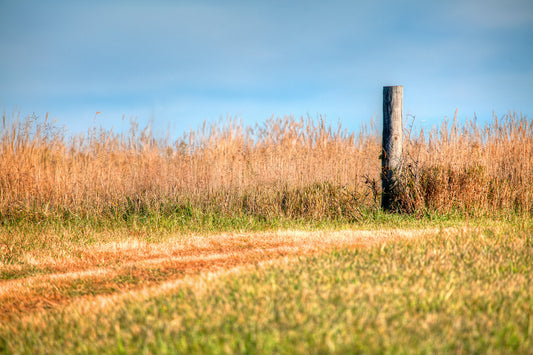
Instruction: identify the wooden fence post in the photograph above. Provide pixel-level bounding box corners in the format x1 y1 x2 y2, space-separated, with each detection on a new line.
381 85 403 211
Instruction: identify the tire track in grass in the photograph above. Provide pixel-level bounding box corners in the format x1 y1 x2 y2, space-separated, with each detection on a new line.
0 228 456 320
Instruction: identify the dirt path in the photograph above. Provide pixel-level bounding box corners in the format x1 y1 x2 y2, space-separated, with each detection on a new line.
0 228 452 320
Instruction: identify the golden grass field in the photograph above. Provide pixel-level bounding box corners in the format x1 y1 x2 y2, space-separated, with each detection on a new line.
1 111 532 221
1 111 532 354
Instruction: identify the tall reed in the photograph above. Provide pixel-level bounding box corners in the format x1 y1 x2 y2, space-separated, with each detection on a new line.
395 111 533 215
1 111 531 222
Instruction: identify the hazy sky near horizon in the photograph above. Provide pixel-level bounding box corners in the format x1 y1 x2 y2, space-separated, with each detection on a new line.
1 0 532 136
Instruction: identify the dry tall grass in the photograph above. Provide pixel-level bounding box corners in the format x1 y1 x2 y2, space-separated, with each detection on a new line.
397 111 533 215
1 111 531 221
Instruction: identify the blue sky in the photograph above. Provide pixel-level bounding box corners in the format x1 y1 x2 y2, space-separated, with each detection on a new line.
1 0 532 137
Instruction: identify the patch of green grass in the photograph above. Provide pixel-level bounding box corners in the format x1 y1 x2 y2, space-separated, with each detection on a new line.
2 224 532 354
1 207 529 274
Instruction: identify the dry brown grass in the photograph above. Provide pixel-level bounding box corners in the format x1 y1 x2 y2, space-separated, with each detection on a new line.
0 111 532 221
396 111 533 214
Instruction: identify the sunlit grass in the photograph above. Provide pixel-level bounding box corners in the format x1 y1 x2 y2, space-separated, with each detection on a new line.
0 224 447 318
1 224 531 354
1 111 532 224
1 110 532 353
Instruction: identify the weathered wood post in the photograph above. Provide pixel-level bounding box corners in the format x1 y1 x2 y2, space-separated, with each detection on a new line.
381 85 403 211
